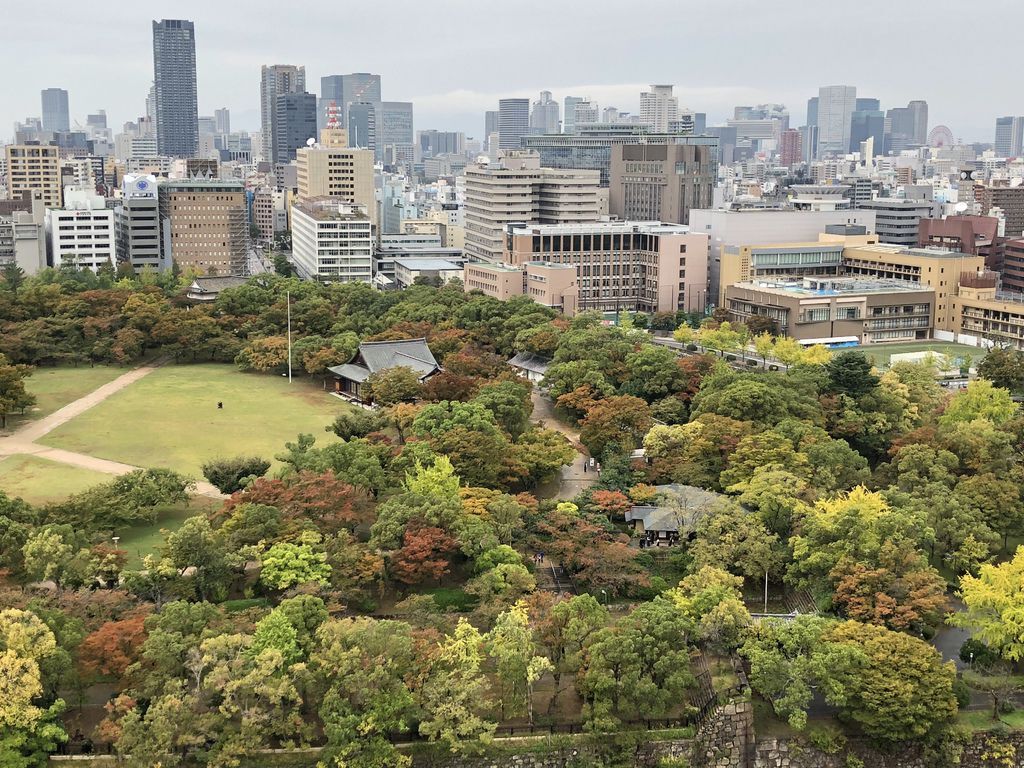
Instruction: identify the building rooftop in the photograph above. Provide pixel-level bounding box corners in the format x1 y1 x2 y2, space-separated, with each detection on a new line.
509 220 690 236
294 198 369 221
735 276 934 297
391 258 462 271
849 243 972 259
467 262 523 273
526 261 576 270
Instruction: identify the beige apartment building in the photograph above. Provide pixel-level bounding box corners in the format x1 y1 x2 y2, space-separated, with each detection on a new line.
5 143 62 209
609 142 716 225
725 277 936 345
464 151 600 263
157 180 248 275
952 271 1024 350
295 146 376 226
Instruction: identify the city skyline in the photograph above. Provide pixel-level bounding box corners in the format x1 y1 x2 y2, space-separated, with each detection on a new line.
2 0 1022 143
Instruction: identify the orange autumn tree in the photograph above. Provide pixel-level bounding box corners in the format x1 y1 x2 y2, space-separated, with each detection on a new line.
78 611 150 679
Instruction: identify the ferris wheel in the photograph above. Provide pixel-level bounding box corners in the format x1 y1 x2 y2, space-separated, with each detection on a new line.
928 125 955 148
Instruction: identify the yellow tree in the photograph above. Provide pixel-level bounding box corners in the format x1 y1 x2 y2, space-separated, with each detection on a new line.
952 549 1024 661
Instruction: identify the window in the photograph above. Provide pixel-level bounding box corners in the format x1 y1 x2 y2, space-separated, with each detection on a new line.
679 244 687 253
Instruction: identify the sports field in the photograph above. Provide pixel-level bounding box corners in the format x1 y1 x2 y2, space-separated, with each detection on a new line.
854 341 986 368
38 364 351 478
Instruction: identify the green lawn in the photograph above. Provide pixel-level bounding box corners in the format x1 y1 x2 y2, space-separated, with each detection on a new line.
39 364 350 478
853 341 987 368
957 708 1024 733
3 365 125 433
0 455 110 505
116 499 220 568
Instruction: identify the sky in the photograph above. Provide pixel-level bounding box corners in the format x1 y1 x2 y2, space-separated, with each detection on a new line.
4 0 1022 144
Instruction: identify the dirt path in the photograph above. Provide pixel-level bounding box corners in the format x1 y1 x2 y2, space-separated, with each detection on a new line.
0 360 225 500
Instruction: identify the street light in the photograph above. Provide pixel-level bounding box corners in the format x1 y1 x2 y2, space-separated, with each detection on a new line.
600 589 607 605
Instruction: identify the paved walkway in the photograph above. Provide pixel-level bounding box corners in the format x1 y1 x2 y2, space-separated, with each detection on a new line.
530 389 596 501
0 361 225 500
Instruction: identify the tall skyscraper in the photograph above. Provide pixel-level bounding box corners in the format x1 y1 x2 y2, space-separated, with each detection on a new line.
274 92 317 164
497 98 529 151
319 73 381 130
214 108 230 134
40 88 70 133
995 117 1024 158
530 91 560 135
152 19 198 158
261 65 306 163
347 102 377 152
780 128 803 167
815 85 856 157
886 100 928 153
639 85 679 132
5 144 62 209
609 142 715 225
908 100 928 146
376 101 414 161
563 96 583 133
850 106 884 153
806 96 819 129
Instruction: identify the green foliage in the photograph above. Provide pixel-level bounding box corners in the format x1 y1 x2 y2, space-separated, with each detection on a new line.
260 534 332 590
201 455 271 494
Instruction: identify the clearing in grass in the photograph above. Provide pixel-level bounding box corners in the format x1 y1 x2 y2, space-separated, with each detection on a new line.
3 365 125 433
0 454 111 505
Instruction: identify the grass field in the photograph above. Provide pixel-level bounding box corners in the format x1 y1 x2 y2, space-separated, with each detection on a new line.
39 364 350 478
0 455 110 504
116 498 220 568
854 341 987 368
3 365 125 433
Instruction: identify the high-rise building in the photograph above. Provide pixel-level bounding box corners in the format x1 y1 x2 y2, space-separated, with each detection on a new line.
563 96 583 133
377 101 414 162
115 175 162 273
273 92 317 164
5 143 62 208
291 199 373 282
0 191 46 275
850 107 884 153
523 125 718 186
806 97 819 129
639 85 679 133
886 100 929 153
152 19 198 158
977 183 1024 238
609 142 715 225
994 116 1024 158
261 65 306 163
295 145 376 226
157 180 248 275
857 199 937 246
419 130 465 158
463 150 601 263
40 88 70 133
319 73 381 130
815 85 856 157
484 110 499 140
573 100 600 125
780 129 803 167
908 100 928 146
530 91 560 135
497 98 530 151
347 102 377 153
214 108 230 134
47 187 116 272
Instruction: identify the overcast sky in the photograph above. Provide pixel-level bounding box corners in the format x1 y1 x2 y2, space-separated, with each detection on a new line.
5 0 1021 144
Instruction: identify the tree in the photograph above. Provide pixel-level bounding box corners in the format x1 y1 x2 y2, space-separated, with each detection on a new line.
689 503 784 581
824 620 956 740
952 549 1024 661
418 619 495 754
389 521 458 585
21 526 92 593
487 601 546 719
978 346 1024 391
939 379 1019 427
622 346 687 402
513 428 575 488
327 409 385 440
201 455 271 494
365 366 422 406
667 567 752 651
311 618 419 768
578 395 653 457
249 609 302 665
0 355 35 429
260 533 332 590
472 379 533 439
224 470 367 535
77 613 148 679
163 516 231 602
528 593 607 711
825 351 879 398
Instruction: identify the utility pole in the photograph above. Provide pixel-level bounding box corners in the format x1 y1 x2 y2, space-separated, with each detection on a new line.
286 290 293 383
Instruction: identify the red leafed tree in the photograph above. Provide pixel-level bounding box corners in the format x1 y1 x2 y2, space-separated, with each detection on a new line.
676 355 718 401
420 371 481 403
389 521 458 586
77 611 149 678
220 470 369 533
587 490 633 519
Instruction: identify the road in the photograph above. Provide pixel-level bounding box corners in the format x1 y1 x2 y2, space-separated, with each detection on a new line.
650 332 789 372
530 389 595 501
0 360 225 500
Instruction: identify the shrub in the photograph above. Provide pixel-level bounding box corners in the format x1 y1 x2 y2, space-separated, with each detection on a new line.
202 455 272 494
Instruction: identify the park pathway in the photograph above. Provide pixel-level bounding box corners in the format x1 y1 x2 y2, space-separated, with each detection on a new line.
530 389 596 501
0 360 225 499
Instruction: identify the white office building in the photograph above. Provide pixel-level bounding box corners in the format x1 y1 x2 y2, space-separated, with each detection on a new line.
639 85 679 133
816 85 857 157
291 198 373 282
47 187 116 271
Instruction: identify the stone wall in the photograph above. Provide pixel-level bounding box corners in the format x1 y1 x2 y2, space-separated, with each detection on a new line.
690 700 754 768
